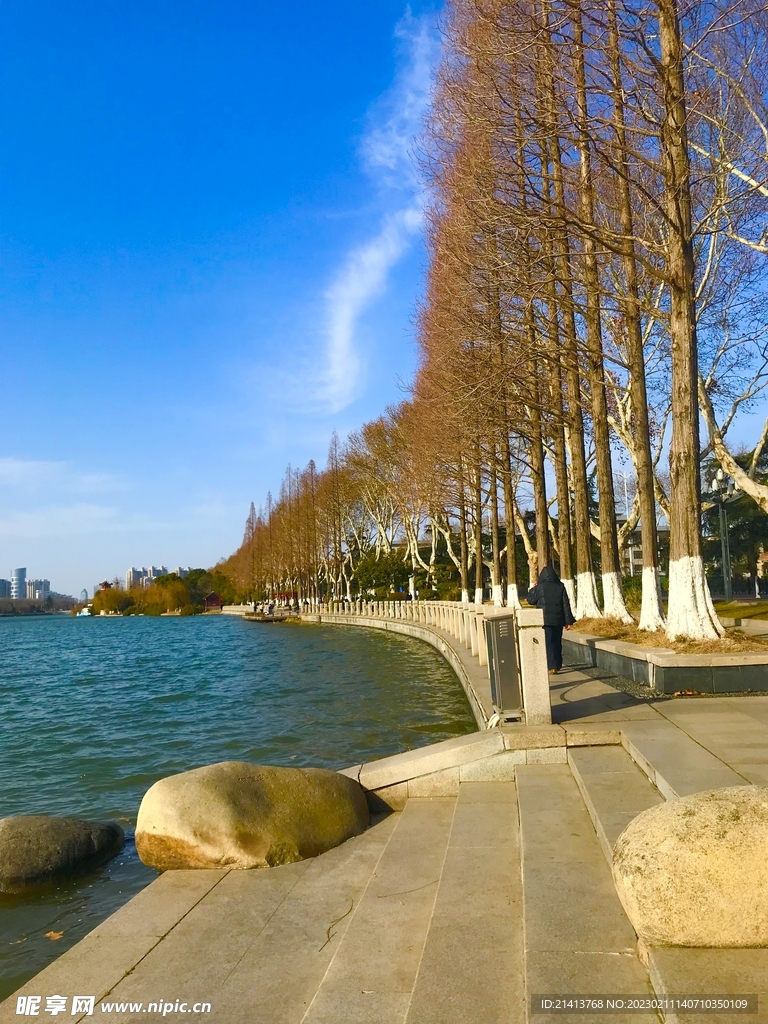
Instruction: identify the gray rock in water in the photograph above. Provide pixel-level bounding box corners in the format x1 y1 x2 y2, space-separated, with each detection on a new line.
0 815 125 893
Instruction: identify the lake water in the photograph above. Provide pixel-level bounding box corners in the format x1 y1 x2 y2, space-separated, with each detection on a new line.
0 614 476 1000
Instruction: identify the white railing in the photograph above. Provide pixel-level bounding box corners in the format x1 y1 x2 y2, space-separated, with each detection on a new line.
320 599 505 666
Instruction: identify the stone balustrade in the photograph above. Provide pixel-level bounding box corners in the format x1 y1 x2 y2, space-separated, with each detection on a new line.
323 598 490 660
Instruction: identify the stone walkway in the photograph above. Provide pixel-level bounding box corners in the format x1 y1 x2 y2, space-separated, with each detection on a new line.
4 660 768 1023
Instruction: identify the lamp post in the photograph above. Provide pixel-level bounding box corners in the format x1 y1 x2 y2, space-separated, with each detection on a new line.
705 468 738 602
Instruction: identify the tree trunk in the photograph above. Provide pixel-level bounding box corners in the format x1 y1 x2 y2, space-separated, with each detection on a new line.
656 0 722 638
572 3 632 624
607 0 666 631
500 434 522 608
537 6 601 618
458 460 470 603
529 403 551 576
489 447 504 605
551 408 576 610
473 452 484 604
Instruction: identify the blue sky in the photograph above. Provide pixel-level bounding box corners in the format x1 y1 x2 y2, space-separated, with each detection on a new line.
0 1 440 595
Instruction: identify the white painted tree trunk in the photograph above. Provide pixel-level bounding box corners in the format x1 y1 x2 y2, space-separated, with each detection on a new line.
409 575 416 599
492 583 504 606
575 571 602 620
665 556 724 639
461 588 470 604
639 565 666 632
601 571 634 623
562 577 576 612
474 587 484 605
507 583 522 609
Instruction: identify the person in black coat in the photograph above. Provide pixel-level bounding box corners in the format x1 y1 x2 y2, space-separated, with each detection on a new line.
526 565 575 674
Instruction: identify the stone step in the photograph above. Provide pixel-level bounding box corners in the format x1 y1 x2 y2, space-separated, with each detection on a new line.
567 745 664 863
620 718 747 799
647 947 768 1024
516 764 657 1024
568 743 768 1023
301 797 456 1024
405 783 525 1024
0 814 400 1024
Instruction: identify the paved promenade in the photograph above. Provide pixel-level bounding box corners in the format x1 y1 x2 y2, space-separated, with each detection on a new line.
3 629 768 1023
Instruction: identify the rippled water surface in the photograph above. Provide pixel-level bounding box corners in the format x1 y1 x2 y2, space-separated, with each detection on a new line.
0 614 475 999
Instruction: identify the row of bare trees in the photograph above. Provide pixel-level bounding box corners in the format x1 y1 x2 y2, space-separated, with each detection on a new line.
223 0 768 639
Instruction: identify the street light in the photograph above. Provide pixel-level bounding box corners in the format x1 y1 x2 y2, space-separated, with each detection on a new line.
705 468 739 602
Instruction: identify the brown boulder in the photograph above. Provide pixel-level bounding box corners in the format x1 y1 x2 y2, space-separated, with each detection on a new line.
135 761 369 870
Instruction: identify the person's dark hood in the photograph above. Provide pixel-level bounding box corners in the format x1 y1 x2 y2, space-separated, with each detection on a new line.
538 565 560 584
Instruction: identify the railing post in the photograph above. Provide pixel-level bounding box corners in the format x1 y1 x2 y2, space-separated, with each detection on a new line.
469 611 478 656
477 609 488 666
514 607 552 725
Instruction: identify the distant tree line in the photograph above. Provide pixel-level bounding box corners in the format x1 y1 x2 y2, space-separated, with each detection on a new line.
85 569 237 616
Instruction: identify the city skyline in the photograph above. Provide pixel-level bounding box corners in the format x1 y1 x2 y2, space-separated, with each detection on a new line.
0 568 54 600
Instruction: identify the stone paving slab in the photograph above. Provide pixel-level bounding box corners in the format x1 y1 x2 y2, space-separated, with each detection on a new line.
0 820 397 1024
0 871 230 1024
302 798 455 1024
405 783 524 1024
651 703 768 785
567 746 664 862
620 719 748 799
516 764 657 1024
550 668 662 723
647 947 768 1024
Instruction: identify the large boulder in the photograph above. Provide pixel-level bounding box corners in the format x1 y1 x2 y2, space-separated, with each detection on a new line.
135 762 370 870
612 786 768 947
0 816 124 893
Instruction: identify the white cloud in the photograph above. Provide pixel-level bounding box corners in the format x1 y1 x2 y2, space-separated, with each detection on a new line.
0 503 122 539
362 11 440 187
317 9 438 412
320 205 423 411
0 457 124 495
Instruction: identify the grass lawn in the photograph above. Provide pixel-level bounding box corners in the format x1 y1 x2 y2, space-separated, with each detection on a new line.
713 599 768 620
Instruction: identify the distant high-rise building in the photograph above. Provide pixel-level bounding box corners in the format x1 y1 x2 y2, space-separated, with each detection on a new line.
174 567 191 579
126 567 146 589
27 579 51 599
10 568 26 600
127 566 171 589
0 579 10 598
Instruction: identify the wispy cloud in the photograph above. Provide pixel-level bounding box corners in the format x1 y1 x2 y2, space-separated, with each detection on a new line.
317 9 439 412
362 11 440 187
321 205 423 411
0 503 122 539
0 458 124 495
